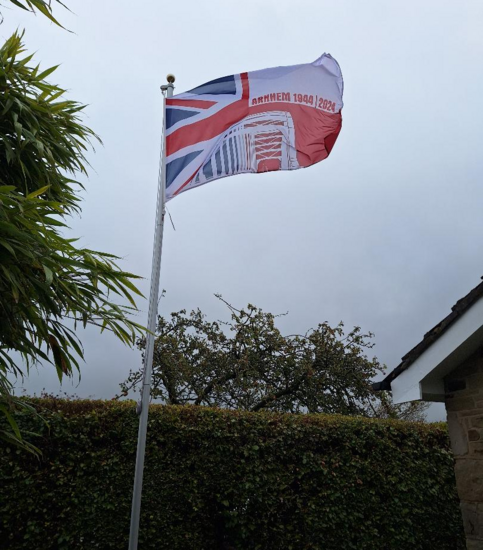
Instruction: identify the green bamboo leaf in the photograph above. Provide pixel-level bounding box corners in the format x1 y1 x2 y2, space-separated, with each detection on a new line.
26 185 50 199
14 120 23 139
0 239 17 257
1 98 14 115
28 0 66 29
43 265 53 285
35 64 60 81
8 0 30 11
0 404 22 439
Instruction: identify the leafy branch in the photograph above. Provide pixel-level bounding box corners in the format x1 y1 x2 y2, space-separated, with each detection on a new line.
0 32 144 450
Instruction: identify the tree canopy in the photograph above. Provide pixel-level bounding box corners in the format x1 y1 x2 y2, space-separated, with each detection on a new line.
0 20 143 447
121 297 425 419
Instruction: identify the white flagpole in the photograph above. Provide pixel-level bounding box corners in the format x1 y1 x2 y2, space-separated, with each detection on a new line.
128 74 175 550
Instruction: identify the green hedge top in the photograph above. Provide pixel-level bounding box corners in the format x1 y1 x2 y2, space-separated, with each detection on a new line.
0 399 463 550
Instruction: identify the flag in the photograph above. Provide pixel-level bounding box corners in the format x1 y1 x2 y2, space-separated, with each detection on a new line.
165 54 343 201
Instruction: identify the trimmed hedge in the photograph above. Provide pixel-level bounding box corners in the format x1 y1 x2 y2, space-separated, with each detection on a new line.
0 399 464 549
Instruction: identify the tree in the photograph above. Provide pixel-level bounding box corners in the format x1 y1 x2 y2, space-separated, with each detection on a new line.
121 297 383 416
122 298 429 420
366 390 429 422
0 10 143 448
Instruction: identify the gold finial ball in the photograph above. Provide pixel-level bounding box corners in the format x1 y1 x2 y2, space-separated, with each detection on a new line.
166 74 176 84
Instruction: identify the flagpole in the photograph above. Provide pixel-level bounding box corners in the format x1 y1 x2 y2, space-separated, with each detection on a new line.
128 74 175 550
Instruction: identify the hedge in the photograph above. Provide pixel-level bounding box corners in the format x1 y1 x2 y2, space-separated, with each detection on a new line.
0 399 464 550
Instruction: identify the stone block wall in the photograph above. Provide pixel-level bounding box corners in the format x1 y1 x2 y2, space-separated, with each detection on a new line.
445 349 483 550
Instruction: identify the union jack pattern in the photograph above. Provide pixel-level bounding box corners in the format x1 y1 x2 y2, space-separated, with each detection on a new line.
165 55 343 201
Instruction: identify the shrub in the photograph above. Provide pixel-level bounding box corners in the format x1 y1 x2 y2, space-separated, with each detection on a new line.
0 399 464 549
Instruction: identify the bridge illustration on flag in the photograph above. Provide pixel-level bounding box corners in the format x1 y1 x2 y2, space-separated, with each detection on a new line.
165 54 344 201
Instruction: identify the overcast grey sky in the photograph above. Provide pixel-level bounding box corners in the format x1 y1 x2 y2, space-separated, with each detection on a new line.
4 0 483 420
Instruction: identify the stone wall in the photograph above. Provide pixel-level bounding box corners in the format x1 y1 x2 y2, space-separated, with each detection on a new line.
445 349 483 550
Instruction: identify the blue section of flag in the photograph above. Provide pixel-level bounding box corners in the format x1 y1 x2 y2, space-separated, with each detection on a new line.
202 161 213 180
166 108 198 130
215 149 222 176
187 75 236 96
229 138 235 172
166 150 203 188
234 138 240 172
222 142 229 172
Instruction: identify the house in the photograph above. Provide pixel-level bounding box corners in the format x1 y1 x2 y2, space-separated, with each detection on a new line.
374 277 483 550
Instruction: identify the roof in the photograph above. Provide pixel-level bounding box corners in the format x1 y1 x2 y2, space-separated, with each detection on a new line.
373 277 483 392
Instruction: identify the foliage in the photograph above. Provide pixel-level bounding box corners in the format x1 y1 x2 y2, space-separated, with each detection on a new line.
0 398 464 550
0 31 143 448
367 390 430 422
2 0 67 28
0 390 39 453
121 297 421 419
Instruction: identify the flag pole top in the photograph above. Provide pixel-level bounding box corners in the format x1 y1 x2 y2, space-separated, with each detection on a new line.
161 75 175 96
